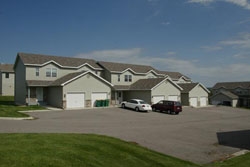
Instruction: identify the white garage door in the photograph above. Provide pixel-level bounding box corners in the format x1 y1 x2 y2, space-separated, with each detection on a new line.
200 97 207 107
168 95 178 101
91 92 108 107
66 92 85 109
190 97 198 107
152 95 164 104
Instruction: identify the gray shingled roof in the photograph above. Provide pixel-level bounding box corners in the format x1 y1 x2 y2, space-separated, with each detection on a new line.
0 64 14 72
17 53 102 69
98 61 159 74
130 78 166 90
50 72 85 86
178 83 199 93
220 91 239 99
159 71 190 80
26 80 53 87
213 82 250 89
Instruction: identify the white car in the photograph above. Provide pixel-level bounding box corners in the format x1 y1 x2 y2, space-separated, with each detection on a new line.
121 99 152 112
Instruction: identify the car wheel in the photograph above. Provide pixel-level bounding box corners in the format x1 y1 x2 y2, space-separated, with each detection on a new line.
152 107 156 112
122 103 126 109
135 107 139 112
167 110 171 114
175 112 179 115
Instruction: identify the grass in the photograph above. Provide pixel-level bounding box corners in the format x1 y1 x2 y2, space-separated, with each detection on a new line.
0 133 200 167
205 152 250 167
0 96 45 117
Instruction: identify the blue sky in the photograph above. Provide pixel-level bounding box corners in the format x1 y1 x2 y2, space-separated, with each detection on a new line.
1 0 250 87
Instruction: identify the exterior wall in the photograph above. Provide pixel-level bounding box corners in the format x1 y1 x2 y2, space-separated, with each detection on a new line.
26 63 99 81
151 80 181 103
15 59 27 105
123 90 151 104
0 72 2 95
48 87 63 108
62 74 111 108
1 72 15 96
111 71 159 86
189 85 208 106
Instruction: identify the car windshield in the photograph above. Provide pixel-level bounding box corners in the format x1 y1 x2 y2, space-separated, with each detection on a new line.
175 102 181 106
139 100 146 104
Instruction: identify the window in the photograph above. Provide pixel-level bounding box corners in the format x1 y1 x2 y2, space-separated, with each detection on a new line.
36 68 39 76
52 68 57 77
46 68 51 77
46 68 57 77
125 75 132 82
5 73 9 78
118 75 120 82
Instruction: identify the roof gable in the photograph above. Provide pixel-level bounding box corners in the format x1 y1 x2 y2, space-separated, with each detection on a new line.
50 71 113 87
178 83 210 94
16 53 102 70
129 78 182 91
211 91 238 100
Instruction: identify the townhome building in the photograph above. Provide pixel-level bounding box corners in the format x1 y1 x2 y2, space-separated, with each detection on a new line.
14 53 113 109
210 81 250 108
0 64 15 96
14 52 210 109
97 61 184 104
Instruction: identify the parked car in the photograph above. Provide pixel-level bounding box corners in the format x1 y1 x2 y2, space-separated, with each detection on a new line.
151 100 182 114
121 99 152 112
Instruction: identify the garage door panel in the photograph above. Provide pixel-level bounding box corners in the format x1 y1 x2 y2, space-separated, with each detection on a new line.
200 97 207 107
152 95 164 104
190 97 198 107
168 95 178 101
91 92 108 107
66 92 85 109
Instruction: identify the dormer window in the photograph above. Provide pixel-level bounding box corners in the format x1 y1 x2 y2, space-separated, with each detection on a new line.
5 73 9 78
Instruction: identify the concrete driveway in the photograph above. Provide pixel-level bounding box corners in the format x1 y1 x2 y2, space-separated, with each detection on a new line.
0 106 250 164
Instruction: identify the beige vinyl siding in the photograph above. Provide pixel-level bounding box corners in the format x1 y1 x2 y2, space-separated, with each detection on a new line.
189 85 208 106
62 74 111 107
1 72 15 95
111 71 157 85
14 59 27 105
151 80 181 103
26 63 99 81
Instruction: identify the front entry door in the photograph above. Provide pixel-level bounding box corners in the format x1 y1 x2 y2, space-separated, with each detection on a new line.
118 91 123 104
36 87 43 101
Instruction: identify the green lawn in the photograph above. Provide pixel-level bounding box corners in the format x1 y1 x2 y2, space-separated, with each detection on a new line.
205 152 250 167
0 96 45 117
0 134 200 167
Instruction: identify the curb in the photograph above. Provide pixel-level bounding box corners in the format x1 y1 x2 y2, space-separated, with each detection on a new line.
0 116 35 120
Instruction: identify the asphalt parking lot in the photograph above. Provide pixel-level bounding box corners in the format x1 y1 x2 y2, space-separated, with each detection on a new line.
0 106 250 164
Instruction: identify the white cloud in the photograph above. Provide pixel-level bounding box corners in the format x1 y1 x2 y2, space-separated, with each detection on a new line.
76 48 142 62
188 0 250 10
220 32 250 49
200 46 223 51
161 21 171 26
76 48 250 86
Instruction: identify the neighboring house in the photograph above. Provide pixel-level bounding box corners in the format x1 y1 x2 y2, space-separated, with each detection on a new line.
14 53 113 109
158 71 192 84
178 83 210 107
210 91 239 107
210 82 250 108
0 64 15 96
97 61 183 104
